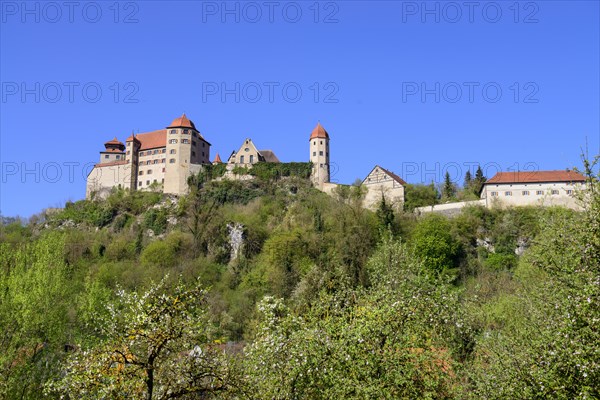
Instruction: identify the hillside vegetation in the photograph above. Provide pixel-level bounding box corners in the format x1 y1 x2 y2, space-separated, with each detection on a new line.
0 160 598 399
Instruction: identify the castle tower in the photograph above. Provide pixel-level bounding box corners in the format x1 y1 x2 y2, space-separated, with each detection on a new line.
164 114 211 195
309 122 330 187
125 133 140 190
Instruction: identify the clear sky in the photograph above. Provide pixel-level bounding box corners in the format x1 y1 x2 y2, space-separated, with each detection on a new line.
1 0 599 218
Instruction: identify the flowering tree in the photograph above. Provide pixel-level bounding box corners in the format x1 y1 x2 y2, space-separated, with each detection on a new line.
47 278 238 399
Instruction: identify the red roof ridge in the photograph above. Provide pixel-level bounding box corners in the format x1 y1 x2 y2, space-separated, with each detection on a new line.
378 165 407 185
486 170 586 184
95 160 128 168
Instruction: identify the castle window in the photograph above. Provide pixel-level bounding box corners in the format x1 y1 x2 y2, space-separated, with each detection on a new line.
147 170 152 174
116 155 121 160
551 190 559 195
202 142 205 147
183 129 189 135
313 141 316 146
170 149 176 154
162 148 166 153
182 139 190 144
567 189 573 195
522 190 529 196
169 158 176 163
319 151 323 156
313 152 316 156
192 151 196 157
153 160 158 164
326 152 329 157
146 180 150 185
505 191 512 196
192 141 196 146
320 141 323 145
104 155 109 159
162 168 166 172
138 181 142 186
162 178 164 183
250 155 254 163
161 159 165 163
127 142 131 146
170 129 177 134
536 190 543 195
202 152 205 157
153 179 157 184
153 149 158 154
169 139 178 144
491 191 498 197
139 171 143 176
240 156 245 164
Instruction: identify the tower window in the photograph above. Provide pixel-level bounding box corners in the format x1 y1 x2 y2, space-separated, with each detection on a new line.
169 159 176 163
146 180 150 185
320 141 323 145
161 159 165 163
183 129 189 135
153 160 158 164
202 142 205 147
170 129 177 134
116 155 120 160
319 151 323 156
313 141 316 145
182 139 190 144
147 170 152 174
192 141 196 146
170 149 176 154
104 155 109 159
162 148 166 153
192 151 196 157
313 152 316 156
162 168 166 172
138 181 142 186
153 149 158 154
169 139 178 144
139 171 144 176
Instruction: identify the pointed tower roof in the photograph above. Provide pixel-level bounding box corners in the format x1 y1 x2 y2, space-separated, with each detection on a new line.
309 122 329 140
167 113 196 130
213 153 223 163
105 137 124 146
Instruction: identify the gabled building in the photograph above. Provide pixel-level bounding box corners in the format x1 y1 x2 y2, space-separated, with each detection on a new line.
481 170 586 209
362 165 406 211
86 114 211 198
227 138 280 168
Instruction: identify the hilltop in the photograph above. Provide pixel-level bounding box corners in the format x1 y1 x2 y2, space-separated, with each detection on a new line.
0 163 599 399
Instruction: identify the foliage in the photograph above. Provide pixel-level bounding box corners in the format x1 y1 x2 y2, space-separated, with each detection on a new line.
411 214 461 276
46 278 239 399
404 183 439 211
249 162 313 181
243 238 468 399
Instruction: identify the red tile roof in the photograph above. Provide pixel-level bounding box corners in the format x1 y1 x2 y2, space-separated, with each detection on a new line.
105 137 124 146
126 129 167 150
168 113 196 130
310 122 329 140
213 153 222 163
486 170 586 184
95 160 128 168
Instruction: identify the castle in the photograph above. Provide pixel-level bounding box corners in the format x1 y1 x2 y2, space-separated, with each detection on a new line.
87 114 407 210
87 113 585 212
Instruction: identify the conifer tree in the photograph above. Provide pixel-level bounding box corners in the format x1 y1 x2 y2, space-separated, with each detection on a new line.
442 172 456 200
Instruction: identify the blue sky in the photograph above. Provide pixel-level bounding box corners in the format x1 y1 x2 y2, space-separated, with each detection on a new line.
1 0 599 217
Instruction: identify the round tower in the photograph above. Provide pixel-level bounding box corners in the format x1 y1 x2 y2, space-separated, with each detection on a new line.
309 122 330 187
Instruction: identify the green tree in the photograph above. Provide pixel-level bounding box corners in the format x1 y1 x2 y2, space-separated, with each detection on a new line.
375 195 396 233
404 183 439 212
47 278 238 399
471 166 486 195
411 214 461 275
464 170 472 189
442 171 456 200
